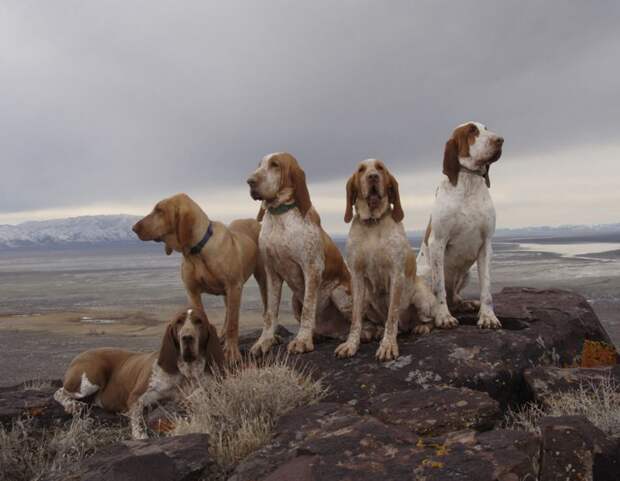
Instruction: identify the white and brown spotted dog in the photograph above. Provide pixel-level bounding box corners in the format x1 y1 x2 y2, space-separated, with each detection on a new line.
246 152 352 355
335 159 436 361
54 308 223 439
132 193 267 362
417 121 504 329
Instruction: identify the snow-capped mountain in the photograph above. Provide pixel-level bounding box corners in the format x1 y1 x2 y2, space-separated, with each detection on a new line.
1 215 619 249
0 215 141 248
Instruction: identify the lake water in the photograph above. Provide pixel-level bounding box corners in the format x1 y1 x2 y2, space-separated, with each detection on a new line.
1 237 619 346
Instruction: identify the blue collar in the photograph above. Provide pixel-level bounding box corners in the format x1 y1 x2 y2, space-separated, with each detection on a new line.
189 223 213 255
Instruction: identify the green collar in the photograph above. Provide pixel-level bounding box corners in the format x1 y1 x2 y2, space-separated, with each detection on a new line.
268 202 297 215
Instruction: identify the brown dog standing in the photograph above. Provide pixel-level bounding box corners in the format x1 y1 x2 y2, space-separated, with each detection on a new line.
132 193 267 362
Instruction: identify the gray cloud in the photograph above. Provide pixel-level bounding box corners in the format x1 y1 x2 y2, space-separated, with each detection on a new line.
2 1 620 216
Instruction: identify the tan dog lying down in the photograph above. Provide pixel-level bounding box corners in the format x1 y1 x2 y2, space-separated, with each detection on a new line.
247 152 352 355
132 193 267 362
54 308 223 439
336 159 436 361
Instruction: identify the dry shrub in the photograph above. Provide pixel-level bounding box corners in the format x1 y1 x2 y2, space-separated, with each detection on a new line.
172 353 326 468
0 414 129 481
505 376 620 436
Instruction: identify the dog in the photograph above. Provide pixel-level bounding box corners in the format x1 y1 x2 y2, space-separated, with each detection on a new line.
54 308 223 439
417 121 504 329
132 193 267 362
246 152 352 355
335 159 436 361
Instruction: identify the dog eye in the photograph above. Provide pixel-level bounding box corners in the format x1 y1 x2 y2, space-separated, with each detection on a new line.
270 161 278 168
193 317 202 324
376 164 384 171
358 166 365 173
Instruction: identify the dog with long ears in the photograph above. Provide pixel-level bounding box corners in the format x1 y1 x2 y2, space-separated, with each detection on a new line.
54 308 223 439
336 159 436 361
246 152 352 355
132 193 267 362
417 121 504 329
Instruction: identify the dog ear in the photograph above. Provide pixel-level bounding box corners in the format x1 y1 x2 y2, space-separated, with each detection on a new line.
175 196 196 252
387 172 404 222
443 138 460 187
289 160 312 217
202 321 225 374
484 164 491 188
344 174 357 223
256 205 266 222
158 323 180 375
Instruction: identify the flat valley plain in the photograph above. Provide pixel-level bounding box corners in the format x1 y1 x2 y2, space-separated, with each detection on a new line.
1 234 619 386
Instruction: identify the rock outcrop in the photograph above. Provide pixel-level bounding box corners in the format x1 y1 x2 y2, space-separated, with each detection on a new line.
1 287 618 481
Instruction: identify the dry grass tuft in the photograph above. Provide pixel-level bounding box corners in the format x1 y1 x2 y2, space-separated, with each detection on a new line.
172 353 326 468
0 413 129 481
21 380 55 391
505 376 620 436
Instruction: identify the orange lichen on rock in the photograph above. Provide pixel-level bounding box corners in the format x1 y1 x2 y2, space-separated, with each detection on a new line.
580 340 618 368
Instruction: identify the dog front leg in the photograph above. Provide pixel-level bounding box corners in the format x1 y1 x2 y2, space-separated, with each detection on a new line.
223 285 243 362
376 274 403 361
288 265 321 354
250 264 283 356
476 240 501 329
335 273 365 358
128 399 148 440
428 238 458 329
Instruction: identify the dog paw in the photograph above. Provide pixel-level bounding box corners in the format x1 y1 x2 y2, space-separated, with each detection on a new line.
250 335 276 356
414 323 433 336
223 342 242 364
435 311 459 329
335 340 359 358
287 335 314 354
376 338 399 362
477 311 502 329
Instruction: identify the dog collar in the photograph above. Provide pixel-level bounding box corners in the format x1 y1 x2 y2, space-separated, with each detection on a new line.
460 165 486 178
268 202 297 215
189 223 213 255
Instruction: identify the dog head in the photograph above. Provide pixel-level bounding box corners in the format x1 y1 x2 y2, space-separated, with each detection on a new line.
132 193 200 255
247 152 312 219
443 122 504 187
345 159 403 224
157 308 224 376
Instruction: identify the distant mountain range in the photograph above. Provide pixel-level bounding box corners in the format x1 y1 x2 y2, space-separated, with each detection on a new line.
0 215 619 249
0 215 141 248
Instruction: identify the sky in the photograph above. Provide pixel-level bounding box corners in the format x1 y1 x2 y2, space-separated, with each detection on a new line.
1 1 619 234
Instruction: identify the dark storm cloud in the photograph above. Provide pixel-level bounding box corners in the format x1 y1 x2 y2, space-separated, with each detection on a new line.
1 1 620 214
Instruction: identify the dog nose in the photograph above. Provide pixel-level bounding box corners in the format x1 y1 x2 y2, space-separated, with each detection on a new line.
247 178 257 188
131 223 139 234
181 335 194 344
495 137 504 146
368 172 380 182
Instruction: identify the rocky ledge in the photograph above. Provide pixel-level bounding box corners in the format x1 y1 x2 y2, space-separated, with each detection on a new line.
1 287 619 481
